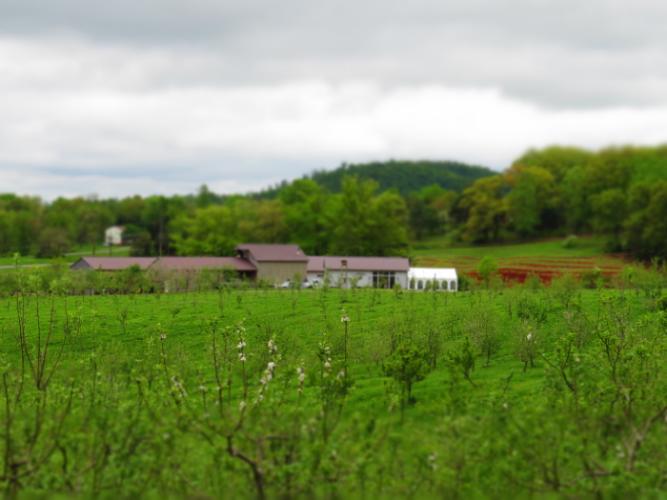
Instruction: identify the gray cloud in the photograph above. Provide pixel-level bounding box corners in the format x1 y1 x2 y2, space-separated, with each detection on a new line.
2 0 667 107
1 1 667 198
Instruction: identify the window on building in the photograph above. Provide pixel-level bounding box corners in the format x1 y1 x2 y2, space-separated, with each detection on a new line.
372 271 396 288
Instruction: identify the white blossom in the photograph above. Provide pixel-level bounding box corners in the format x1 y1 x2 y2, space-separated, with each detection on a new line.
297 366 306 394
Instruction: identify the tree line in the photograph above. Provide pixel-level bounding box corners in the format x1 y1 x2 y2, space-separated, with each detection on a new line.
1 146 666 260
453 145 667 260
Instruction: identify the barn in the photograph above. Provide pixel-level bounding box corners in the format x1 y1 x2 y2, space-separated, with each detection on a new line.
407 267 458 291
236 244 308 284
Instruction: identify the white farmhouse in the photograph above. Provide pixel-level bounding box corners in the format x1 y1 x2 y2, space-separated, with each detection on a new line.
307 256 410 289
104 226 125 246
408 267 458 291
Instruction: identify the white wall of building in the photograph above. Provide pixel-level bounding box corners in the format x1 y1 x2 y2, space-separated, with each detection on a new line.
104 226 124 246
307 270 409 289
407 267 458 292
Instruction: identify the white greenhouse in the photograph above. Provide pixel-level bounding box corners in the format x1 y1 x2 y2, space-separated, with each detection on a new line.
408 267 458 292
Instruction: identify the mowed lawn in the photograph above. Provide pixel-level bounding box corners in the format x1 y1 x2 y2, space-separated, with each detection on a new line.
0 245 131 268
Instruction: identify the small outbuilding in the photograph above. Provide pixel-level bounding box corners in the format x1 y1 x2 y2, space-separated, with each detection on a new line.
104 226 125 246
408 267 458 292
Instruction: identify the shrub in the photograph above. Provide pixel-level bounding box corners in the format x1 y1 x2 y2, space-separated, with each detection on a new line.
383 343 432 414
561 234 578 249
580 267 604 289
477 256 498 289
465 308 501 367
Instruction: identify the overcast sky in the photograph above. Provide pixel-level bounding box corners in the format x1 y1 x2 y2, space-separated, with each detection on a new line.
1 0 667 199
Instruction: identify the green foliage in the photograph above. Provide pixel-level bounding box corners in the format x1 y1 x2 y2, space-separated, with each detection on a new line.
447 336 477 387
457 175 508 243
477 256 498 288
0 288 666 497
465 307 502 366
561 234 578 248
383 343 432 407
3 145 667 263
271 159 494 196
36 227 71 258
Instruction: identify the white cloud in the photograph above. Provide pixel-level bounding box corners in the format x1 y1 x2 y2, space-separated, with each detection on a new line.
0 28 666 199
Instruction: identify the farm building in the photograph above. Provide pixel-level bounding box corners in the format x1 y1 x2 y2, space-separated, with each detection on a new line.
70 256 255 276
104 226 125 246
408 267 458 291
71 257 156 271
307 256 410 289
71 244 458 291
236 244 308 284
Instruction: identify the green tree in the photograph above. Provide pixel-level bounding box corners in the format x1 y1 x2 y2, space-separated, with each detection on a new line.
383 343 432 417
329 176 409 256
506 166 557 237
36 227 71 258
590 188 627 250
623 181 667 261
171 205 239 256
457 176 508 243
512 146 592 182
280 179 333 254
477 256 498 288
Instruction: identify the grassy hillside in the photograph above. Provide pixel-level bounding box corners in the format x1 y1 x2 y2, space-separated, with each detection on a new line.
412 236 632 281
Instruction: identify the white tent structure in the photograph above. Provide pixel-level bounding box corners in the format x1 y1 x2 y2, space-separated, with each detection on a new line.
408 267 458 292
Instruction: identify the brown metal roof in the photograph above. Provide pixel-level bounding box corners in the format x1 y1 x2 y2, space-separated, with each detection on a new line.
71 257 156 270
152 257 256 271
307 256 410 273
236 244 308 262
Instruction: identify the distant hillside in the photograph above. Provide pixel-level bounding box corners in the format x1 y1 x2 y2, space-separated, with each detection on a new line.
260 160 495 197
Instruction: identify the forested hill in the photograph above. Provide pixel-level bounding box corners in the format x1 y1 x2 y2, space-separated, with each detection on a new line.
260 160 494 197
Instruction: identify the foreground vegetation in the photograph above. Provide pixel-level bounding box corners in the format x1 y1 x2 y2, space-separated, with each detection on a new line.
1 274 667 497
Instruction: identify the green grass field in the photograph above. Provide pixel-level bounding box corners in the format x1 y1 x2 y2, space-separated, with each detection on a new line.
412 235 609 259
0 246 131 268
1 286 665 498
